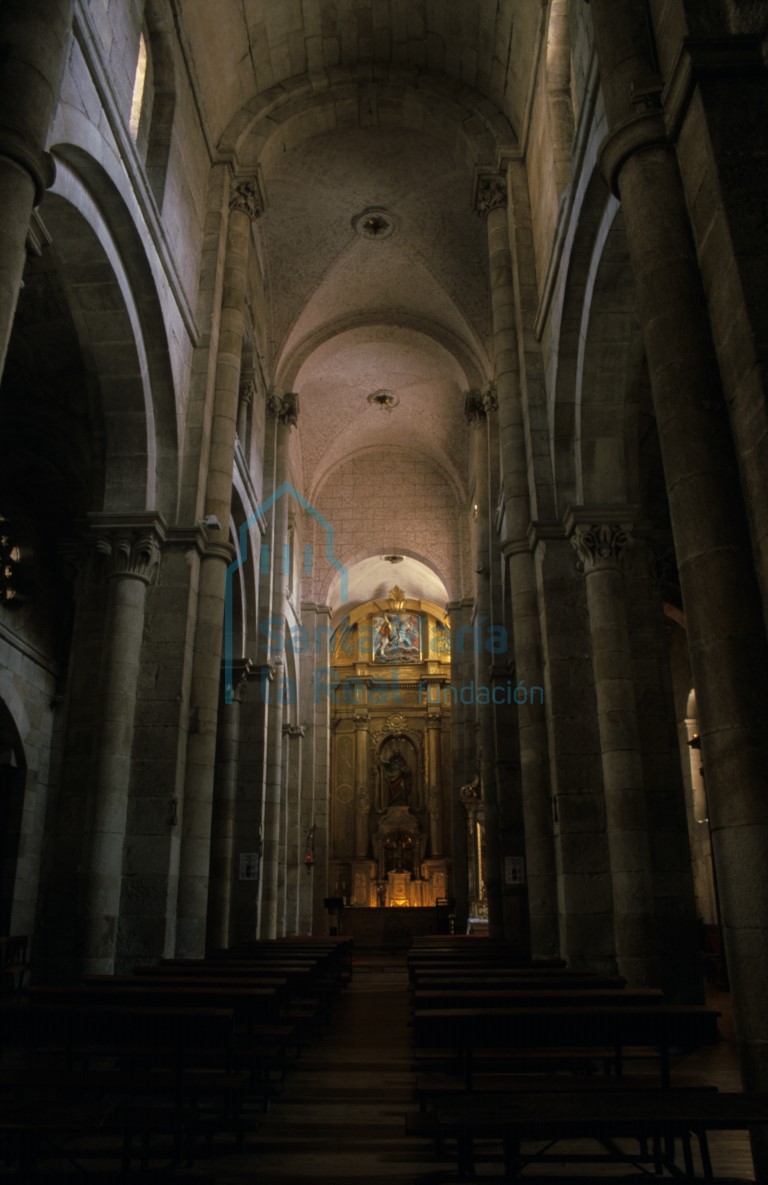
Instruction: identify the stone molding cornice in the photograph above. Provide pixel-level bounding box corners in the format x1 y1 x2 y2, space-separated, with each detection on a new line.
0 126 56 206
164 524 209 555
301 601 332 616
202 539 237 564
473 172 508 218
525 520 564 551
283 722 306 737
598 110 670 198
663 35 766 141
501 539 530 558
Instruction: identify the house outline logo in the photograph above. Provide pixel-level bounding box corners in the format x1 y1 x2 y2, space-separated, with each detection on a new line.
223 482 348 704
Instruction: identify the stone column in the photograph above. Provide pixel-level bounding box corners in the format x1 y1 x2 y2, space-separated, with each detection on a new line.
0 0 72 377
207 659 252 950
176 176 262 956
465 390 503 939
475 173 559 956
531 525 615 972
426 712 443 856
659 24 768 622
259 392 299 938
569 515 659 987
237 376 254 451
80 515 163 974
353 711 370 858
300 601 332 935
588 0 768 1133
283 724 305 935
447 596 473 929
229 663 270 945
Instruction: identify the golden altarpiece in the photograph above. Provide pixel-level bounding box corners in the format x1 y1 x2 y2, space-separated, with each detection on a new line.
329 588 453 910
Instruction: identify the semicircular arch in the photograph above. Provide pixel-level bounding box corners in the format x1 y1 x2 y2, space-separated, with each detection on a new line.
48 147 179 516
219 70 516 172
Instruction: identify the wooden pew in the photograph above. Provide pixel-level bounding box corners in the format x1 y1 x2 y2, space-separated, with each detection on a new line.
152 960 327 1035
413 1004 721 1088
7 1004 239 1167
0 934 29 995
428 1089 768 1183
412 986 664 1011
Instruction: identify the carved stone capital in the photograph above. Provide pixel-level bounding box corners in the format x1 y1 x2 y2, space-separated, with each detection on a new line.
464 389 486 425
267 391 300 427
598 111 670 198
230 177 264 220
95 532 161 583
90 513 166 584
225 657 254 702
426 712 442 730
239 377 255 407
570 523 633 574
482 383 498 414
352 712 370 731
460 772 481 804
474 173 508 218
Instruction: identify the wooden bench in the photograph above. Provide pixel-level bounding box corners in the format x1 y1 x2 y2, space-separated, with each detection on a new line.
413 1072 718 1112
427 1089 767 1183
27 985 290 1094
411 969 627 989
0 934 29 995
413 1004 721 1088
412 986 664 1011
5 1004 255 1163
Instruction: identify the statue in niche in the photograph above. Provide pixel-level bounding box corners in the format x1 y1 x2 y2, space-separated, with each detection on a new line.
381 747 411 806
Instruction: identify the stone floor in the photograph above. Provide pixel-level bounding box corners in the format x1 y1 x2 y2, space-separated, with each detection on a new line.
193 955 756 1183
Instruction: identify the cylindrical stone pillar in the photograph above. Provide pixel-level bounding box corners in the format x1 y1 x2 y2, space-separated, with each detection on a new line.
207 660 251 950
465 390 503 938
426 712 443 857
589 0 768 1140
259 393 299 938
353 712 370 858
447 596 473 930
570 517 659 986
283 724 304 935
176 177 261 956
80 517 163 975
475 173 559 955
0 0 72 377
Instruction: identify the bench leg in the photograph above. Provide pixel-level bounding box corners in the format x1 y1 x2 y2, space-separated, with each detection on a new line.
503 1134 522 1184
456 1131 475 1179
696 1127 715 1185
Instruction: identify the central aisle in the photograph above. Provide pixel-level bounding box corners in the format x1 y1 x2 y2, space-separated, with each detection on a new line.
207 953 429 1184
